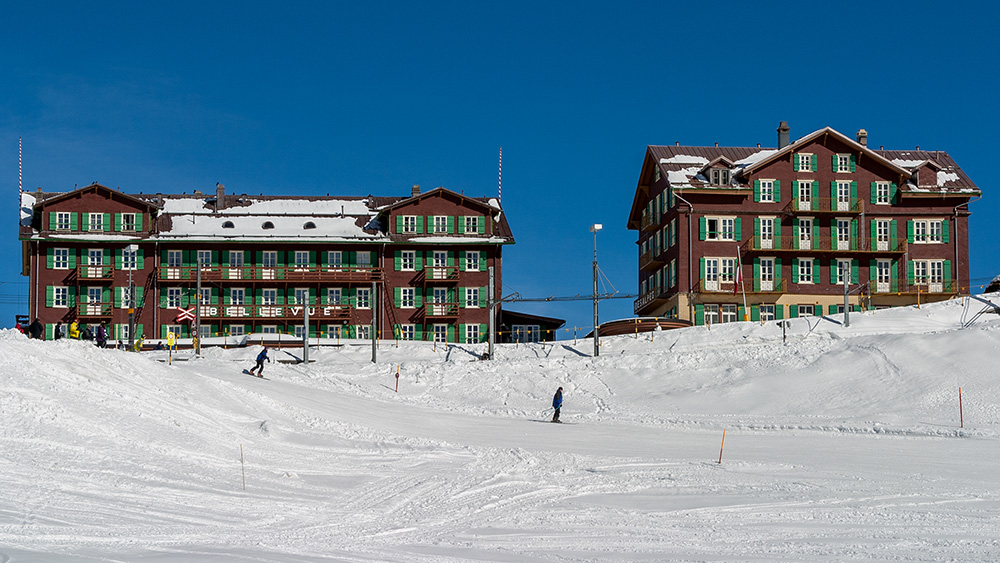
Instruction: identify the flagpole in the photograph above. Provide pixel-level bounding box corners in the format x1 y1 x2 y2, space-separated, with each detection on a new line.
737 245 748 321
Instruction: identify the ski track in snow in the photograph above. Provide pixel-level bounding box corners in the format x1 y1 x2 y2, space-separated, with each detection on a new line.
1 296 1000 560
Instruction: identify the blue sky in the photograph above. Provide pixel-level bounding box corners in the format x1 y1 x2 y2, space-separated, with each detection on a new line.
1 1 997 333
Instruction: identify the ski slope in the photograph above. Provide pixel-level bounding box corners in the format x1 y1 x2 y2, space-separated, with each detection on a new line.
2 296 999 561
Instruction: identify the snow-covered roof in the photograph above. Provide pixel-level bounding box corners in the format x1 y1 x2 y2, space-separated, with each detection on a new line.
160 197 373 216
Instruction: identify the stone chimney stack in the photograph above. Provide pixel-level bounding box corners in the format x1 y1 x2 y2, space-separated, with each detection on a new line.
411 184 421 197
777 121 790 149
216 182 225 210
856 129 868 147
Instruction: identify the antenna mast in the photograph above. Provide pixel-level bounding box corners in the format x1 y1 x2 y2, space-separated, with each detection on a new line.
498 147 502 205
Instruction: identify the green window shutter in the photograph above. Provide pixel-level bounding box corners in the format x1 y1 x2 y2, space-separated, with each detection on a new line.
828 304 838 315
907 261 915 285
415 290 423 308
831 154 838 172
459 252 467 271
944 260 952 289
135 287 144 307
830 180 838 202
478 216 485 234
813 260 820 283
458 287 466 309
347 251 356 267
103 213 111 232
942 219 950 243
906 220 914 243
447 216 455 234
458 324 466 343
114 287 122 308
161 325 168 339
754 179 761 202
792 258 799 283
114 213 122 232
773 179 780 202
850 181 857 202
114 248 122 270
753 217 760 241
695 304 705 326
699 217 707 240
811 154 818 172
811 181 819 210
773 220 781 240
103 249 112 268
479 324 487 342
751 305 760 322
48 211 56 230
870 219 877 250
135 214 143 231
734 218 742 241
791 180 798 201
223 289 231 306
792 154 799 172
394 287 401 308
137 248 144 270
395 215 403 233
891 262 899 287
699 257 705 282
812 223 819 250
394 250 402 271
447 325 455 343
850 155 856 172
775 305 784 320
46 247 54 269
737 305 745 320
871 182 877 204
67 287 75 307
850 260 859 284
479 252 487 271
830 260 838 285
45 324 54 340
870 259 877 285
81 215 90 232
447 251 455 267
753 257 760 292
479 287 487 308
309 251 317 267
416 216 424 234
890 183 898 204
789 304 799 318
211 250 219 266
415 251 424 270
69 213 78 231
103 287 111 306
46 286 54 307
890 220 898 248
792 223 800 250
211 287 219 305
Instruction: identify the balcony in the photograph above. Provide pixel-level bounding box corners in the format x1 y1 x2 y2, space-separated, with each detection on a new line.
157 266 383 284
76 265 114 281
184 303 356 321
633 287 670 314
741 236 907 255
871 279 958 295
423 302 460 318
696 277 788 294
419 267 460 284
640 212 660 232
784 197 864 215
638 249 665 272
76 302 113 317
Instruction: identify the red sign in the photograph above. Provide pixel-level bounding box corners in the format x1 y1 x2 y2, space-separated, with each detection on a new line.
175 307 196 322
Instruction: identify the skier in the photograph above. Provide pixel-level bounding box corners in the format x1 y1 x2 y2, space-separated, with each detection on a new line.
552 386 563 423
249 346 270 377
27 318 43 340
68 320 80 339
95 323 107 348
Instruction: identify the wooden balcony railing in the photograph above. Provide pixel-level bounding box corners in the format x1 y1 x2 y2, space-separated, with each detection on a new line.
742 236 907 254
76 265 114 280
423 302 460 317
157 265 382 283
784 197 864 214
696 278 788 294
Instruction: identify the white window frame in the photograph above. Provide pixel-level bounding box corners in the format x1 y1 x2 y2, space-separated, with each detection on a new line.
465 251 481 271
294 251 309 270
402 216 417 234
327 288 342 305
261 325 278 334
167 287 182 308
836 154 851 173
400 287 415 309
88 213 104 231
432 215 449 233
398 324 415 341
120 286 133 309
229 251 244 268
798 304 816 316
121 213 137 231
760 304 775 322
759 217 774 249
704 304 719 326
799 217 813 248
710 168 730 186
400 251 415 271
228 325 245 337
356 251 372 268
928 220 944 243
164 325 182 339
327 251 342 269
798 258 814 284
88 248 104 266
835 218 851 251
464 216 479 234
53 248 70 269
199 287 211 306
797 153 813 171
55 212 72 230
122 247 138 271
326 325 343 339
262 289 277 306
294 288 309 305
356 288 371 309
875 182 891 205
836 259 852 285
720 304 738 324
759 179 774 203
705 216 735 241
53 286 69 308
196 250 211 268
261 250 277 268
464 324 481 344
230 288 245 306
465 287 480 308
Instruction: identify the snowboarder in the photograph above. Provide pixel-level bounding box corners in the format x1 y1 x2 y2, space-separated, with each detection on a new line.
68 320 80 339
95 323 107 348
249 346 271 377
552 387 563 423
54 322 64 340
27 318 43 340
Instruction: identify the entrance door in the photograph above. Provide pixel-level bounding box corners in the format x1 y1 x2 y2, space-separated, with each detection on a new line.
432 288 448 315
87 286 103 315
876 220 890 251
837 181 851 211
760 258 774 292
836 219 851 251
704 258 719 292
798 182 812 211
876 260 891 293
760 218 773 250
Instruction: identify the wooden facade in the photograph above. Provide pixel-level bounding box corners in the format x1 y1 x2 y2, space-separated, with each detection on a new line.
627 125 980 325
21 183 513 343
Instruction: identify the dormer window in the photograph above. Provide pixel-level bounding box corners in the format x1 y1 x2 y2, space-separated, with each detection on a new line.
303 221 317 230
262 221 275 230
710 168 730 186
222 221 235 229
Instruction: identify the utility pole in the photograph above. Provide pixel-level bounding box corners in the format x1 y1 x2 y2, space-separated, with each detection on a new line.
488 266 496 360
303 293 310 364
371 281 377 363
127 244 137 351
195 259 202 356
843 268 850 328
590 224 602 357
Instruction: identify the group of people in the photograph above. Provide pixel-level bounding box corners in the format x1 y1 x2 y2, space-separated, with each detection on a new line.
15 319 111 348
14 319 44 340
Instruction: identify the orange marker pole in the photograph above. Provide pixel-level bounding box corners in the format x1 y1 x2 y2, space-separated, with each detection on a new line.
959 386 964 428
718 429 726 464
395 365 400 393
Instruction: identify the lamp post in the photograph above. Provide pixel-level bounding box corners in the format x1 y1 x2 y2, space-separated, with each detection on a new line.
590 224 602 357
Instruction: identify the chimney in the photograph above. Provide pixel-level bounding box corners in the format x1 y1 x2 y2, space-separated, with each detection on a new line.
777 121 790 148
216 183 225 210
411 184 420 197
856 129 868 146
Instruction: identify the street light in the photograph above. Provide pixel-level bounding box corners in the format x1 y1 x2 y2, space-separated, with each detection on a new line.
590 224 602 357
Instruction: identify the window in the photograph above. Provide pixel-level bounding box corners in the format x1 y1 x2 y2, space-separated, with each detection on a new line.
759 218 774 249
294 325 306 339
704 217 735 241
164 325 182 339
466 324 483 343
710 168 730 186
327 251 342 269
294 251 309 270
121 213 137 231
122 247 138 270
797 153 813 171
87 248 104 266
231 288 245 306
798 258 814 284
913 221 928 242
720 304 738 324
798 304 815 316
53 248 69 269
465 287 480 308
836 259 852 285
262 251 277 268
294 288 309 305
198 250 212 268
167 288 182 308
759 258 775 290
704 304 719 326
402 216 417 233
401 251 415 271
121 286 133 308
759 180 774 203
928 221 944 243
303 222 316 230
327 288 342 305
913 261 928 284
261 325 278 334
262 221 274 230
55 212 72 230
199 288 211 306
512 325 541 343
398 324 415 340
433 216 449 233
760 304 775 322
356 252 372 268
836 154 852 173
835 219 851 251
433 251 448 268
356 288 370 309
464 216 480 234
798 218 813 249
875 182 891 204
262 289 277 306
358 325 371 340
229 251 244 268
53 286 69 307
465 251 481 271
222 221 235 229
326 325 343 339
88 213 104 231
400 287 415 308
228 325 244 336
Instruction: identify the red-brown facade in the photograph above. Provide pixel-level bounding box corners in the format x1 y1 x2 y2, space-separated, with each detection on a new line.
627 125 980 325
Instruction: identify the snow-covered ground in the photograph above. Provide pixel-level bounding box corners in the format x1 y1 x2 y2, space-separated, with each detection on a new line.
2 296 1000 561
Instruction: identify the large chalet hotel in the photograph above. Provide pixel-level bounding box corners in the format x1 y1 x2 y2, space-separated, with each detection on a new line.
628 123 980 325
20 183 514 343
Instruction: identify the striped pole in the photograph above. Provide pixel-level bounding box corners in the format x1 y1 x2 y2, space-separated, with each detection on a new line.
498 147 502 205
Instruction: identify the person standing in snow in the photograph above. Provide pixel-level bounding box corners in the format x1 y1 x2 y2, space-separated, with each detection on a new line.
552 387 563 423
15 322 24 335
27 318 43 339
95 323 107 348
68 320 80 339
249 346 270 377
54 322 64 340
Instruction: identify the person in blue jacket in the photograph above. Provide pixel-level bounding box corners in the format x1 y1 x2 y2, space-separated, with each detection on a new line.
552 387 563 423
249 346 270 377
